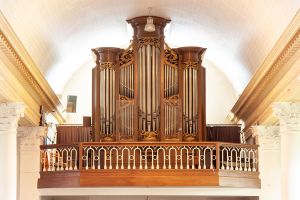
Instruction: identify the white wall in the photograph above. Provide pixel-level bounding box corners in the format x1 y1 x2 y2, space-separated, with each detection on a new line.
203 59 237 124
61 59 237 124
61 61 93 124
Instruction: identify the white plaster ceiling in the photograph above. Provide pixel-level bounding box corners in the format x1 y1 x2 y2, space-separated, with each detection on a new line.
0 0 299 94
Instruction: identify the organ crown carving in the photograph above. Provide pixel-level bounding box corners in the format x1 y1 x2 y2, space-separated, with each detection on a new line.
92 16 207 142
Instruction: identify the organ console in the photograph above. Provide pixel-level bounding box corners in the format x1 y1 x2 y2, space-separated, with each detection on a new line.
92 16 206 142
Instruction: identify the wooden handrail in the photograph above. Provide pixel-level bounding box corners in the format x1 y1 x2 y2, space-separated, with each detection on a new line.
40 143 79 149
39 142 258 151
80 141 218 146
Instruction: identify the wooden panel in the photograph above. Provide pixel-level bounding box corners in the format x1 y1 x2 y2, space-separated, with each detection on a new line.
80 170 219 186
201 66 206 141
38 170 260 188
56 126 92 144
38 171 80 188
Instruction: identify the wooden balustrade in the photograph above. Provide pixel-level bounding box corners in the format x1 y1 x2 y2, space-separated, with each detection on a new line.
38 142 260 188
40 142 258 172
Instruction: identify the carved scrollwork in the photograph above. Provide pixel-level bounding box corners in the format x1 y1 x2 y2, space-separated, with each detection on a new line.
140 131 158 141
164 95 179 106
119 95 134 107
99 62 115 70
119 49 133 66
183 62 198 70
137 37 160 49
164 48 178 66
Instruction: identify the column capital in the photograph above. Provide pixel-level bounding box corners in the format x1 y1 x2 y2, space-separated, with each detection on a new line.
273 102 300 133
0 102 25 134
0 102 25 117
251 125 280 150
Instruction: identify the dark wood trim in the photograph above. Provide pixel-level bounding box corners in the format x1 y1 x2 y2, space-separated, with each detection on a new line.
178 54 183 141
201 66 206 141
127 16 170 40
133 37 139 141
115 51 121 142
159 37 165 141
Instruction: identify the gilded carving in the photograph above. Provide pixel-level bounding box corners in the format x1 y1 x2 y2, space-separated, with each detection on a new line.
137 37 160 49
183 62 198 69
119 95 134 107
140 131 158 141
119 49 133 66
164 95 179 106
164 48 178 66
99 62 115 70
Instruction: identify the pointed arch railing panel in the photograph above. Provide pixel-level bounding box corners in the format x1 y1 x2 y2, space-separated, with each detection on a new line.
40 143 258 173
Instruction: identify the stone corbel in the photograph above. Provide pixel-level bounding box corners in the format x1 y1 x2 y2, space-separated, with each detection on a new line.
0 102 25 134
251 125 280 150
273 102 300 133
17 127 47 151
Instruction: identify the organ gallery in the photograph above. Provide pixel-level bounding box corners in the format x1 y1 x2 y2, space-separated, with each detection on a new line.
38 15 259 189
92 16 206 142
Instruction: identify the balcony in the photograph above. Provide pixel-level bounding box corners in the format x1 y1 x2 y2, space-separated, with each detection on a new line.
38 142 260 188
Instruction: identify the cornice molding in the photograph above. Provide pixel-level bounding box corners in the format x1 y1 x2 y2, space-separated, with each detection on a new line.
0 11 64 124
230 10 300 136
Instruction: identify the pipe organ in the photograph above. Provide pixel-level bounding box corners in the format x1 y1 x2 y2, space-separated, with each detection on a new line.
92 16 206 142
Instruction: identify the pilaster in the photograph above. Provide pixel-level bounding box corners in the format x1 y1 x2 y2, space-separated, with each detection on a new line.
251 125 281 200
17 126 47 200
273 102 300 200
0 102 25 200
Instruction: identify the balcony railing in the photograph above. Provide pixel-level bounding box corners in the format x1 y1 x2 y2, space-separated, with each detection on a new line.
39 142 260 188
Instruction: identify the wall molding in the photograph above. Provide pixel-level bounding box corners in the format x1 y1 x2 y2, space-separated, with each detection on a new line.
0 11 64 125
230 10 300 137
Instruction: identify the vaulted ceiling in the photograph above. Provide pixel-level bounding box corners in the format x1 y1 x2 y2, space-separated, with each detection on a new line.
0 0 299 94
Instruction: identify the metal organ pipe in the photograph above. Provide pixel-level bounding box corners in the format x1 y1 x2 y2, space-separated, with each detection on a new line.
119 61 134 139
138 44 160 136
177 47 206 141
163 62 179 139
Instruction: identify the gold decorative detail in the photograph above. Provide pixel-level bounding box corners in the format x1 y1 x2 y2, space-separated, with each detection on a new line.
102 136 114 142
99 62 115 70
164 137 180 141
119 49 133 66
164 46 178 66
164 95 179 106
183 134 196 141
119 95 134 107
140 131 158 141
137 37 160 49
183 62 198 69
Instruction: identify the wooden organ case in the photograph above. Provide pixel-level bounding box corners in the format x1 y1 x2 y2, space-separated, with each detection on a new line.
92 16 206 142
